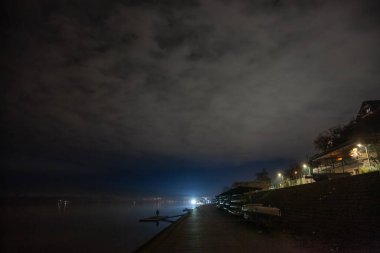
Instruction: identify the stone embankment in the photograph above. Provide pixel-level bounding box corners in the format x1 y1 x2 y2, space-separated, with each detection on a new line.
248 171 380 249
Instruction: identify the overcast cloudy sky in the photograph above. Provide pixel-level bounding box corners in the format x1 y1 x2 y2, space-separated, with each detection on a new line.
1 0 380 196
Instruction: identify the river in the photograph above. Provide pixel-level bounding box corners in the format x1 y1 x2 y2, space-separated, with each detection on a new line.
0 198 193 253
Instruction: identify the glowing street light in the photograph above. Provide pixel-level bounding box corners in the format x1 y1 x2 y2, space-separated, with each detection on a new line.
277 173 284 188
303 163 311 176
190 198 197 205
357 143 371 167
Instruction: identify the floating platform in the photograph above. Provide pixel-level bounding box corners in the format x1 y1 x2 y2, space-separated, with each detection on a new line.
139 216 168 222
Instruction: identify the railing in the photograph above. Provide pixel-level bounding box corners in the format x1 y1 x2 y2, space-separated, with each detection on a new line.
271 177 314 189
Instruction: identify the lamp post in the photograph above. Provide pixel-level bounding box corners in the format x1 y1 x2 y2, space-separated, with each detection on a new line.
303 164 311 176
277 173 284 188
294 171 298 185
357 143 371 168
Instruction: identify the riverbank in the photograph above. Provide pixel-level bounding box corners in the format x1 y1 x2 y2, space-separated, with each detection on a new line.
247 171 380 251
134 211 191 252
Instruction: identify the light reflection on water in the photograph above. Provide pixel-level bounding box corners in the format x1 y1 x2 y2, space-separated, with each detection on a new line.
1 199 191 253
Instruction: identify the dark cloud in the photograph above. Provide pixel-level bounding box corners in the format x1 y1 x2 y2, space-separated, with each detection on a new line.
1 0 380 194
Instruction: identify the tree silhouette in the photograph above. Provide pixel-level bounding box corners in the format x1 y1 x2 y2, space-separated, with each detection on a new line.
255 168 271 182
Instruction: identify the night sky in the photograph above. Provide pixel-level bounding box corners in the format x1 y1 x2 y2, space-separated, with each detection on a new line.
1 0 380 197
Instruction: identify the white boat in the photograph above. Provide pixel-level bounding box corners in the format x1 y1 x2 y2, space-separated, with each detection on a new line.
242 204 281 217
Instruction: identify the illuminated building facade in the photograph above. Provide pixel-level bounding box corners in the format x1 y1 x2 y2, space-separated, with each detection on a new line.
310 100 380 179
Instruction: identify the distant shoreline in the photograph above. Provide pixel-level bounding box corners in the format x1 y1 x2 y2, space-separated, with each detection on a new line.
0 195 196 205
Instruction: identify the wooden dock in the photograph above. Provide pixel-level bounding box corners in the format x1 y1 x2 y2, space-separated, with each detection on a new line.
135 205 309 253
139 215 169 222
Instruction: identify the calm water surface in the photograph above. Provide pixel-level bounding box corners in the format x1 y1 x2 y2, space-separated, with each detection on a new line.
1 199 192 253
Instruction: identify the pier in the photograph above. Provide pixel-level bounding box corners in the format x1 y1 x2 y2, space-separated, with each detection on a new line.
136 205 306 253
136 172 380 252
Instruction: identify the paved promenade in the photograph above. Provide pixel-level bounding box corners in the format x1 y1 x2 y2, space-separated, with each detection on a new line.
136 205 306 253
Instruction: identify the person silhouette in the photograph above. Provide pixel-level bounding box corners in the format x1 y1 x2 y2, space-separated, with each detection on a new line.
156 209 159 216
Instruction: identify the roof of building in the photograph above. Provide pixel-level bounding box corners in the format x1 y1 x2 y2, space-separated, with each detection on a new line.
357 100 380 120
311 100 380 161
216 186 260 197
361 100 380 108
310 140 356 161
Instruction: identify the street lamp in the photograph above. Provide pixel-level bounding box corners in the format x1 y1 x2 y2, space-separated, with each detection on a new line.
294 171 299 185
357 143 371 167
277 173 284 187
303 163 311 176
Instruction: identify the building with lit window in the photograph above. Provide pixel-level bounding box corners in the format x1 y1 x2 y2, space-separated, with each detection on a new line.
310 100 380 180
